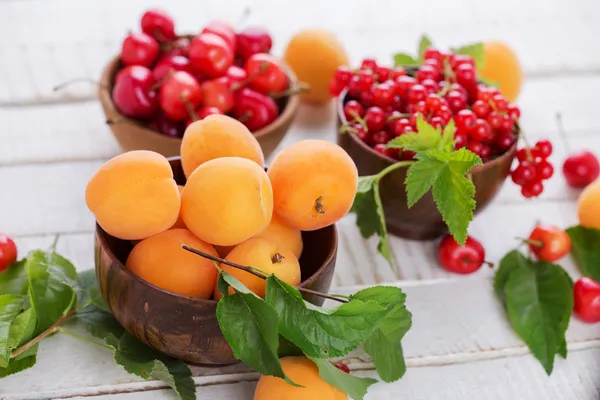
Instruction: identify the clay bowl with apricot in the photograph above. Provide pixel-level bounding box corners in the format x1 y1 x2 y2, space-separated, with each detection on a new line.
99 53 300 159
94 156 338 366
336 89 518 241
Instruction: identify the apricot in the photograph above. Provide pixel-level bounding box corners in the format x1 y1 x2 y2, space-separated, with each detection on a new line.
85 150 180 240
214 237 300 299
180 114 265 178
267 140 358 231
214 244 235 258
126 228 218 298
255 214 303 259
480 41 523 102
181 157 273 246
577 179 600 229
170 185 187 229
283 29 349 104
254 356 347 400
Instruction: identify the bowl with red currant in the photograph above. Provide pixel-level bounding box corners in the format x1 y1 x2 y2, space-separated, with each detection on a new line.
99 9 300 159
333 49 522 240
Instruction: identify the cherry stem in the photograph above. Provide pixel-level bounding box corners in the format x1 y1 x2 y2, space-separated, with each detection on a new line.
237 111 253 123
150 69 174 92
181 245 348 303
269 82 310 99
53 78 104 92
180 96 198 122
11 309 76 359
229 61 270 92
235 6 252 28
461 258 494 268
106 118 128 125
517 237 544 248
555 113 572 153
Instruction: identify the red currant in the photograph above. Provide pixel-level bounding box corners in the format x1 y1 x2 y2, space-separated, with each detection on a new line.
408 84 427 104
455 64 476 88
329 80 345 97
471 100 491 119
390 95 404 111
423 47 442 62
420 79 438 94
376 66 391 82
500 114 514 132
435 105 453 125
413 101 427 115
454 132 468 148
486 111 503 130
495 131 516 152
563 151 600 188
429 116 444 129
360 58 378 71
536 160 554 180
450 83 468 96
507 104 521 120
334 66 353 86
416 65 440 82
452 54 475 69
365 106 386 132
535 140 553 159
347 75 362 98
423 58 442 72
446 91 467 113
395 76 417 98
0 233 17 272
511 161 537 185
477 87 493 103
390 67 407 80
358 70 375 91
371 130 391 145
425 93 443 112
491 94 508 112
455 109 477 132
391 118 411 137
360 90 375 108
353 124 370 142
343 100 365 122
521 180 544 198
372 84 394 107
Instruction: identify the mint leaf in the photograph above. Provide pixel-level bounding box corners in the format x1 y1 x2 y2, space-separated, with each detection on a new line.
266 276 388 358
311 357 377 400
364 332 406 382
26 250 78 332
452 42 485 69
351 176 392 264
0 294 26 367
0 354 36 378
494 250 531 299
216 289 294 385
504 261 573 375
430 148 482 245
0 260 28 295
565 225 600 282
393 53 417 66
109 333 196 400
417 34 433 62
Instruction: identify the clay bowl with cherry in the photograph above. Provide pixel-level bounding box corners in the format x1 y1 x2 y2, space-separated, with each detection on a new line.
99 10 300 158
333 54 519 240
94 156 338 366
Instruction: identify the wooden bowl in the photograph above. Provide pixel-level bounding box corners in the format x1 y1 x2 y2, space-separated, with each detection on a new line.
337 90 517 241
99 54 300 159
94 157 337 366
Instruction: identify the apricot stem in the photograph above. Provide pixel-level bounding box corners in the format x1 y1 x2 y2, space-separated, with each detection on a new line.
181 244 348 303
314 197 325 215
271 253 285 263
10 309 76 359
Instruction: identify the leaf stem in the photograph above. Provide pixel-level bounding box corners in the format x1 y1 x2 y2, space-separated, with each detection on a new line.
10 309 77 359
375 160 416 181
181 245 348 303
57 327 111 350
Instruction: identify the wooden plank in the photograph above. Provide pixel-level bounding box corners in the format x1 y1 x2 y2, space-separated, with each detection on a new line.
1 278 598 399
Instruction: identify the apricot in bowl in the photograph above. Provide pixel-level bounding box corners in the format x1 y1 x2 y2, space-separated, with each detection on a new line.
94 157 338 365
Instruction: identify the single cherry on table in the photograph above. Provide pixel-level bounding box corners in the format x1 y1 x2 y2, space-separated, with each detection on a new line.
0 233 17 272
563 150 600 189
437 234 491 274
573 277 600 323
526 224 571 262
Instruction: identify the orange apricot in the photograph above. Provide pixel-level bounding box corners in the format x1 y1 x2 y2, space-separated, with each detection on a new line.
577 179 600 229
180 114 265 178
170 185 187 229
254 214 303 259
85 150 180 240
480 41 523 102
254 356 347 400
181 157 273 246
214 237 300 299
267 140 358 231
126 228 218 298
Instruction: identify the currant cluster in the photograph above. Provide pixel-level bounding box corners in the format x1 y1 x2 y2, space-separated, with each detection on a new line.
113 9 289 138
330 49 521 164
511 140 553 198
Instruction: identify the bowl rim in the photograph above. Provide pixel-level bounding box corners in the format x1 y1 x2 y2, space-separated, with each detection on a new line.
336 88 519 172
96 222 338 306
99 47 301 142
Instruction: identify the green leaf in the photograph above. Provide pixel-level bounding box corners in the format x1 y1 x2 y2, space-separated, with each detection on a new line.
393 53 417 66
216 289 294 385
364 332 406 382
25 250 78 333
7 308 38 360
266 276 388 359
76 269 109 312
405 156 446 207
311 357 377 400
386 115 441 152
494 250 531 299
0 294 26 367
440 119 456 151
277 336 304 358
504 262 573 375
0 354 36 378
417 34 433 62
479 77 499 88
452 42 485 69
558 338 567 359
0 260 28 295
566 225 600 282
72 305 125 342
350 176 392 265
430 148 482 245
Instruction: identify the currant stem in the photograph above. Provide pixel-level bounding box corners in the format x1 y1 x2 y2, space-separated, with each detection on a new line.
181 245 348 303
386 113 412 122
10 309 76 359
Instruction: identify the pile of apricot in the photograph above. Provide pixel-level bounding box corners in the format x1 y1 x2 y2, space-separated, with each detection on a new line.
86 114 358 299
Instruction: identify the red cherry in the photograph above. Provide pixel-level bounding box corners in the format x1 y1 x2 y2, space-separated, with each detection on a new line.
185 106 222 127
437 234 487 274
148 113 185 138
0 233 17 272
343 100 365 122
231 88 278 131
189 33 234 78
141 9 176 43
112 65 158 119
563 151 600 188
225 65 248 86
334 363 350 374
121 32 159 67
573 277 600 323
152 55 192 81
161 37 191 58
201 76 235 113
527 224 571 262
158 71 203 121
202 20 237 51
235 26 273 61
244 53 288 94
364 107 386 132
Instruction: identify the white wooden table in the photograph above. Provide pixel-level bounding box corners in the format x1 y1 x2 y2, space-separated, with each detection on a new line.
2 0 600 398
